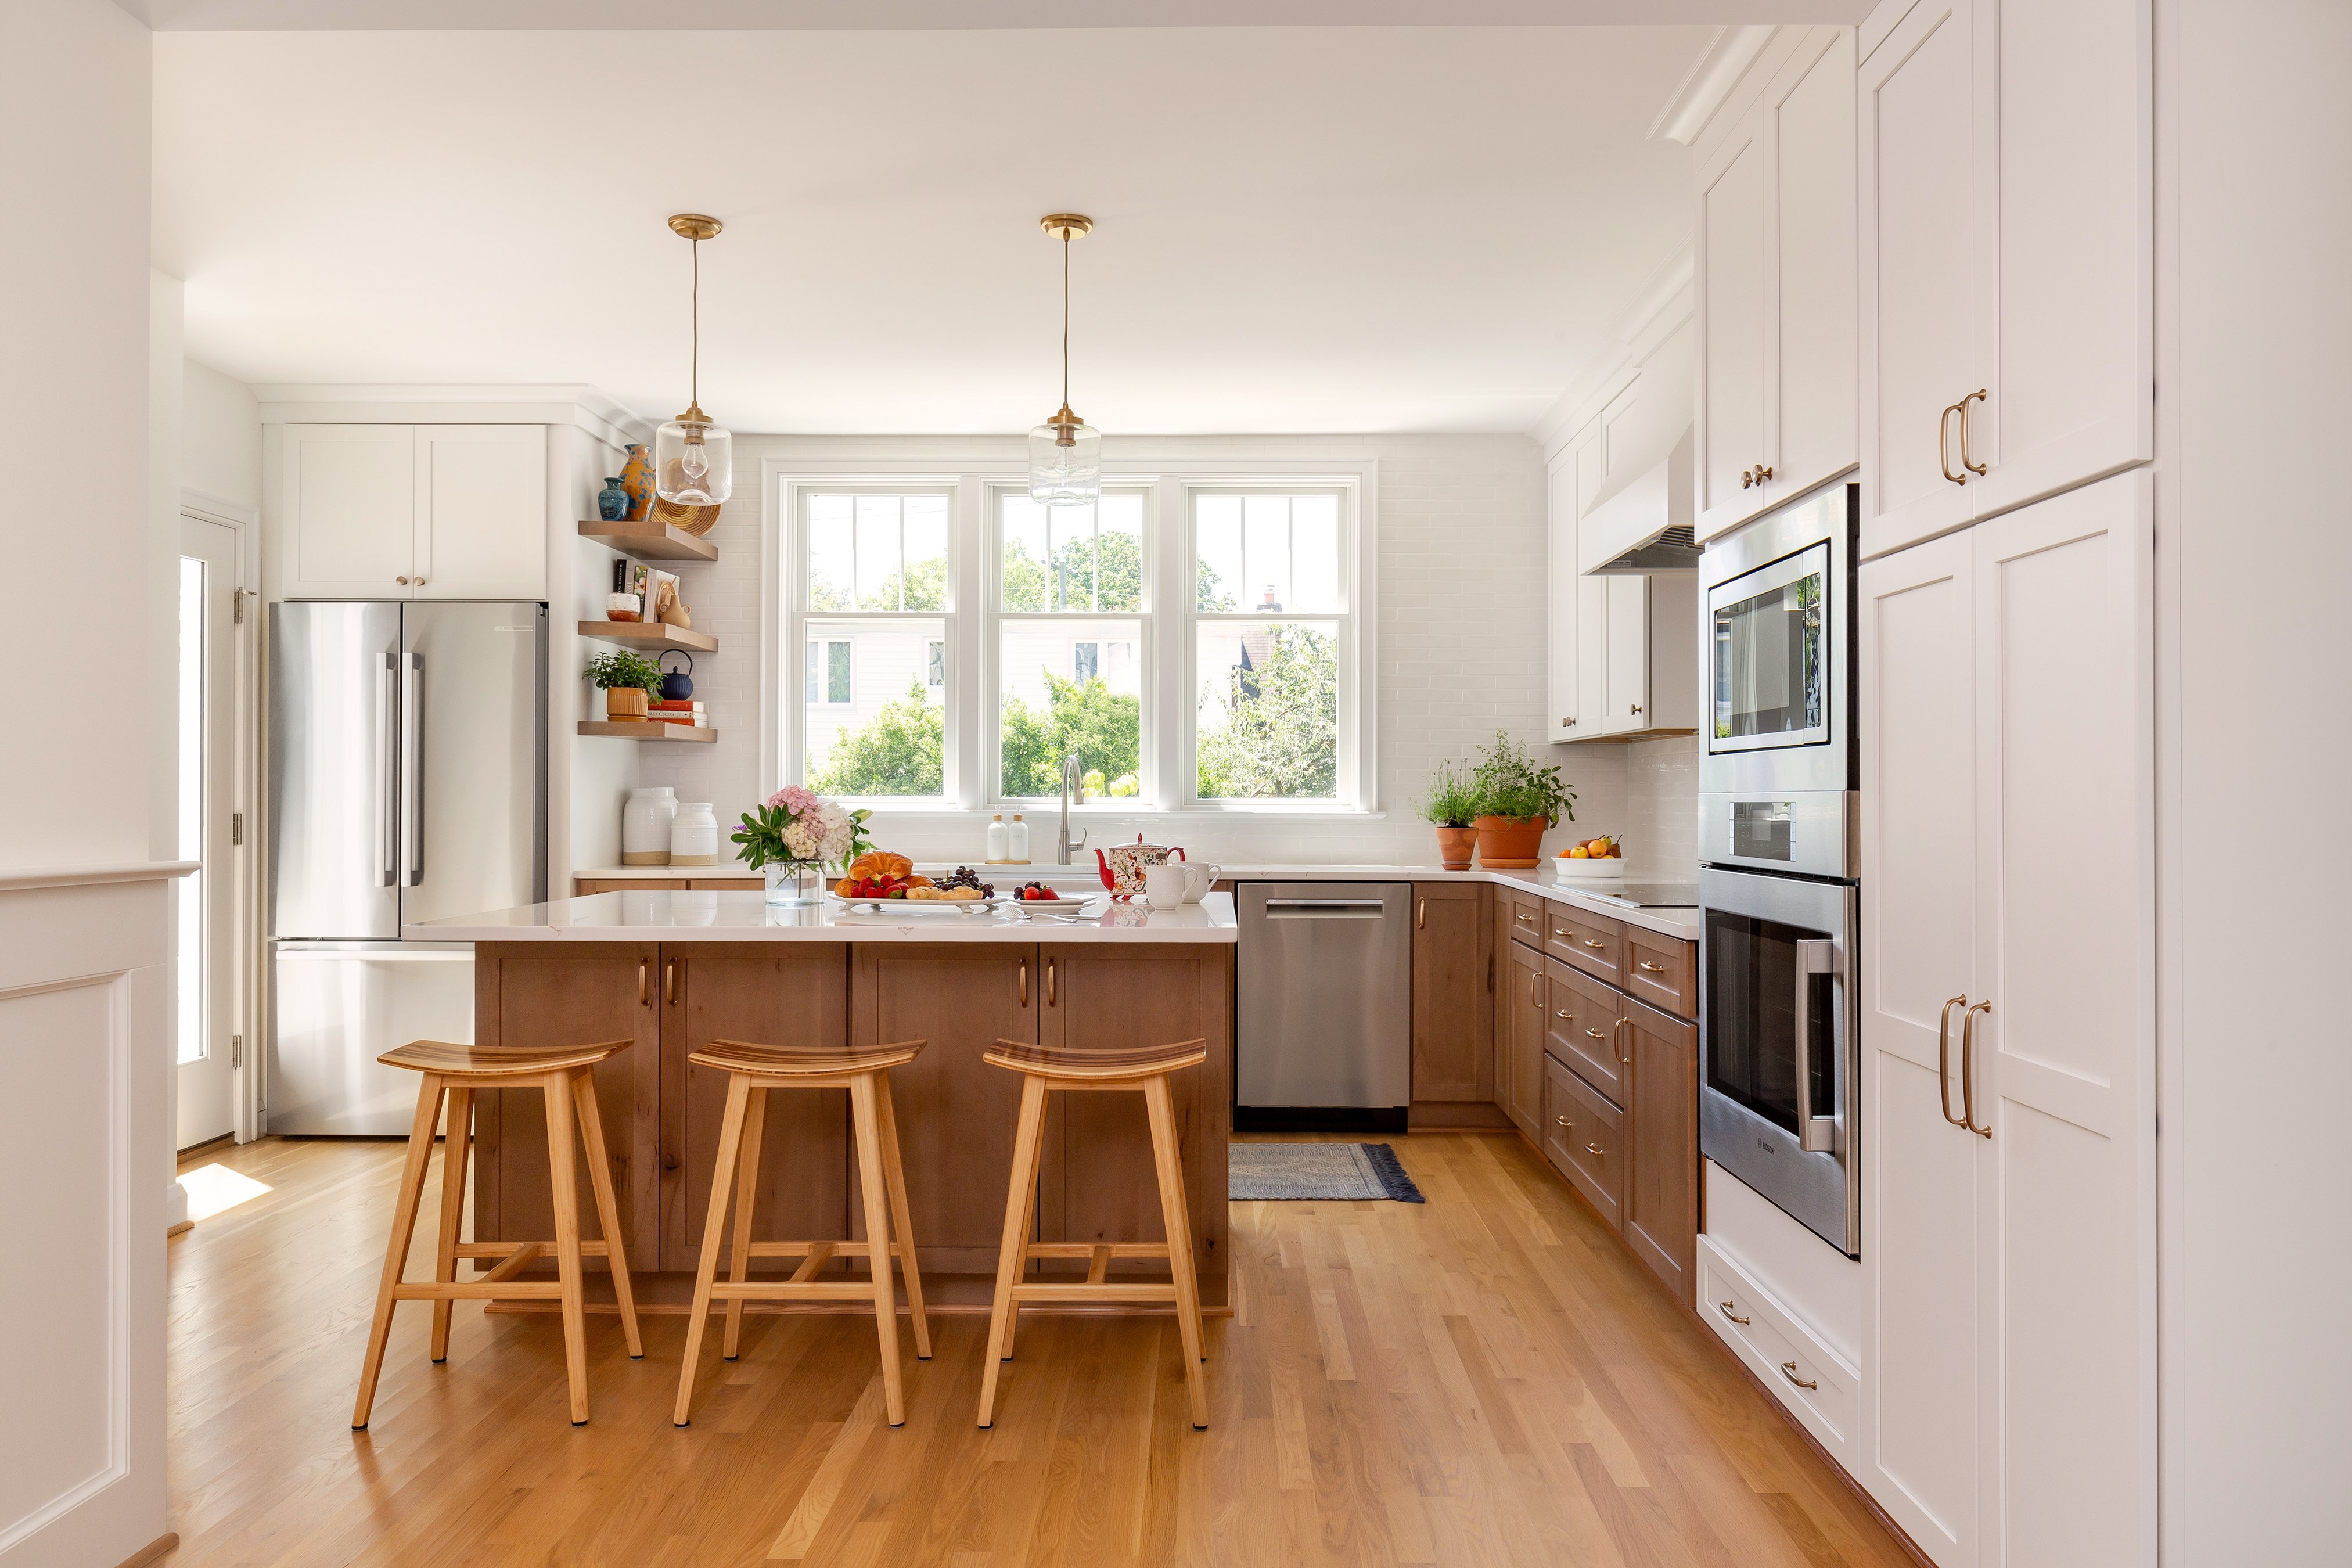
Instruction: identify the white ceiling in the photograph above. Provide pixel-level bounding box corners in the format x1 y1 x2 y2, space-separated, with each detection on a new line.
154 26 1721 436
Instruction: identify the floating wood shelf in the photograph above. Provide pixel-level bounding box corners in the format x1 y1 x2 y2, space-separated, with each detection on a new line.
577 519 718 562
577 721 718 743
577 620 718 653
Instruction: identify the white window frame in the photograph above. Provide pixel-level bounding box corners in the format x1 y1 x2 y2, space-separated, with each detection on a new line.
761 452 1378 820
804 637 856 707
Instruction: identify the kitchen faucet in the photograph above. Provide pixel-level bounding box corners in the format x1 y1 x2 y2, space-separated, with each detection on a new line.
1057 751 1088 865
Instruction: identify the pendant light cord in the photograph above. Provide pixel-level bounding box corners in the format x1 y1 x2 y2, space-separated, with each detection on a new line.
1062 233 1073 411
691 237 701 411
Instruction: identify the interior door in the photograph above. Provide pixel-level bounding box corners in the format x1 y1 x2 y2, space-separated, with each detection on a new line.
1696 100 1767 542
176 516 243 1149
1857 526 1981 1568
1969 472 2154 1568
1860 0 1980 559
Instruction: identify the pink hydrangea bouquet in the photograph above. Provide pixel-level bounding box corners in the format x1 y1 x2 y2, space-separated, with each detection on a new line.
730 785 873 872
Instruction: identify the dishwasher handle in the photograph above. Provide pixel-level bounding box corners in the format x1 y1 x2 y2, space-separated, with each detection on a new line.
1263 898 1388 920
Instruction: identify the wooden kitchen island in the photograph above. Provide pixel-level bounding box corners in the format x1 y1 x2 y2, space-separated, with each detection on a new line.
409 890 1236 1313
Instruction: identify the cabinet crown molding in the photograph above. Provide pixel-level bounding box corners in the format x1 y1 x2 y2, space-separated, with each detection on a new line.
1648 25 1781 146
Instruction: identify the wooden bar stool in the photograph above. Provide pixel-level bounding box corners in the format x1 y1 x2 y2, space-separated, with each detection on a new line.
674 1038 933 1428
353 1038 643 1429
976 1038 1211 1431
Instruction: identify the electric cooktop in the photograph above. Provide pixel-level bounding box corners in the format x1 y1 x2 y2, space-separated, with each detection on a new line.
1580 883 1699 909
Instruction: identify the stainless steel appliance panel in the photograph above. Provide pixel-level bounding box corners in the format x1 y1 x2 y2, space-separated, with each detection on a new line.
1699 481 1855 800
268 941 475 1135
399 602 547 926
1698 866 1859 1254
1698 790 1858 881
269 600 403 940
1236 883 1413 1109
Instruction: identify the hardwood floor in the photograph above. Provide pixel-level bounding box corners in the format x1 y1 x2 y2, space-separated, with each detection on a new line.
165 1131 1914 1566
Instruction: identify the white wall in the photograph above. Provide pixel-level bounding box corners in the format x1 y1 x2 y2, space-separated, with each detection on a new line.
616 432 1636 871
182 358 260 513
2159 0 2352 1558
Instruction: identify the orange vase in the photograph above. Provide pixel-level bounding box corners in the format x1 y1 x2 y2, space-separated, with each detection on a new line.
618 444 655 521
1473 815 1547 869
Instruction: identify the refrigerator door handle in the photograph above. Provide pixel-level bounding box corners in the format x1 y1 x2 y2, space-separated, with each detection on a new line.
400 652 423 889
379 652 399 888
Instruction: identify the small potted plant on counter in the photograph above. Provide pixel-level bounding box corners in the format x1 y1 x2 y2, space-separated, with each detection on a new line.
1420 759 1481 870
1469 729 1575 869
730 785 875 905
588 648 665 721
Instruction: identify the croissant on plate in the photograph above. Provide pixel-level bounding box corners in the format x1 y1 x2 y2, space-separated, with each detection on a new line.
847 850 914 880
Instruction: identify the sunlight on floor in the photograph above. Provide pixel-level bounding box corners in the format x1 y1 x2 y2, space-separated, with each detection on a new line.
181 1162 272 1222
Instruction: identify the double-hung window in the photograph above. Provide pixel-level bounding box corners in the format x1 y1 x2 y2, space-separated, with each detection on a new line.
992 490 1146 802
794 488 952 800
1188 490 1350 803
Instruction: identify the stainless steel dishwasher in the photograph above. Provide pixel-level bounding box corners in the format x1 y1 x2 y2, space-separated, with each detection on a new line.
1235 882 1414 1131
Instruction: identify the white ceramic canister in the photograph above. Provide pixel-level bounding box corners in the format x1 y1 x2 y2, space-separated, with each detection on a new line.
669 801 720 866
621 786 677 865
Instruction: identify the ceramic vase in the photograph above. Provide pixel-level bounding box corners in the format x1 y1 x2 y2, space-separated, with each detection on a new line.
1472 814 1547 869
596 476 630 522
618 444 655 521
668 802 720 866
621 786 675 865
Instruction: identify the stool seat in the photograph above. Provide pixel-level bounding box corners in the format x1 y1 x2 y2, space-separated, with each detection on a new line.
691 1038 923 1077
981 1038 1208 1081
378 1038 631 1077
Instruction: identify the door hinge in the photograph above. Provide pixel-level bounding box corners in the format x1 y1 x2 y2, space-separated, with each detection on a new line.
231 1033 244 1070
232 811 244 846
233 587 250 624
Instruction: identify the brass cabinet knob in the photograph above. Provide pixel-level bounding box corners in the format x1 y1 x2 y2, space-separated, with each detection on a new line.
395 575 410 585
413 576 426 586
1630 704 1643 715
1755 465 1773 482
1739 467 1754 489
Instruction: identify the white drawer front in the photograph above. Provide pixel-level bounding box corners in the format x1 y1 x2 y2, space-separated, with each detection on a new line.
1699 1237 1859 1465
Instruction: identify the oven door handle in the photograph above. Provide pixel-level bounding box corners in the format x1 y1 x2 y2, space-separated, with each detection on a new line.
1792 937 1840 1153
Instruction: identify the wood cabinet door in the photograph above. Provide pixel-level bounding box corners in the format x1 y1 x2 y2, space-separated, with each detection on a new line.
1968 474 2153 1568
1621 995 1698 1300
1858 523 1983 1568
1696 99 1768 543
1491 893 1518 1115
470 943 662 1274
657 944 851 1273
1767 28 1861 510
1599 576 1651 735
1036 945 1232 1297
1502 943 1546 1138
280 424 417 598
848 944 1038 1275
1858 0 1981 559
412 425 548 600
1411 883 1490 1102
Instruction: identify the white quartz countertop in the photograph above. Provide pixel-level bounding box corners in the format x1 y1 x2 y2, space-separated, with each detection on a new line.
408 889 1239 944
562 862 1700 943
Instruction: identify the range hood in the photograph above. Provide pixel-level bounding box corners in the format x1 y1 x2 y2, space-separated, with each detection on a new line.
1578 427 1699 576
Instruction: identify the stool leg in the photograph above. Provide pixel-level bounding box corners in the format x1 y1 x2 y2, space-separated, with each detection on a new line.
429 1085 473 1362
873 1072 931 1361
1001 1084 1050 1365
848 1072 906 1427
354 1073 444 1429
674 1073 751 1427
543 1069 590 1425
571 1069 643 1360
1143 1076 1210 1430
721 1085 768 1361
978 1074 1047 1428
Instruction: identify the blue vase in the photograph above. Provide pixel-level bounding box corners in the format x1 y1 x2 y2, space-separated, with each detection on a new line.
596 476 630 522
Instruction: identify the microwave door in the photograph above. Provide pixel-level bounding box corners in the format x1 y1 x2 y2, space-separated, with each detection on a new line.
1709 540 1830 755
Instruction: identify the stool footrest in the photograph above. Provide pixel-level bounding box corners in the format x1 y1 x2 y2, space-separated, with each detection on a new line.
1020 1242 1170 1260
710 1280 889 1303
1012 1282 1180 1304
394 1280 565 1301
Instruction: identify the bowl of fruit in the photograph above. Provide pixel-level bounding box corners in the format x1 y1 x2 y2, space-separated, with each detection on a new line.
1553 834 1625 880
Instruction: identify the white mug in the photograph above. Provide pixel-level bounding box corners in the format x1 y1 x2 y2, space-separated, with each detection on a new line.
1181 861 1222 902
1143 862 1188 908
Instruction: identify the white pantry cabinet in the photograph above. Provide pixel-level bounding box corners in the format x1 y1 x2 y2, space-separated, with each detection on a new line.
1857 0 2152 560
1695 27 1860 545
1857 469 2155 1568
278 422 548 600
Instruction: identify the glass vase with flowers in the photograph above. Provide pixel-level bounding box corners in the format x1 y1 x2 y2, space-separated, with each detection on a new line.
731 786 873 904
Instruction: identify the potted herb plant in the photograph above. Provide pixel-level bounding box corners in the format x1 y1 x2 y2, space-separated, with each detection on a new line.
588 648 664 720
1420 759 1481 870
1468 729 1576 869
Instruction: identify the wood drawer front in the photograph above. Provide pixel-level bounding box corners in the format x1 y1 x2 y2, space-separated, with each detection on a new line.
1622 926 1698 1019
1502 889 1547 951
1544 958 1624 1105
1542 901 1624 985
1545 1053 1624 1231
1697 1240 1857 1456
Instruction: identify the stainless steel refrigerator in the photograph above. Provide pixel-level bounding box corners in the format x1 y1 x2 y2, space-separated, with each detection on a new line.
268 600 546 1134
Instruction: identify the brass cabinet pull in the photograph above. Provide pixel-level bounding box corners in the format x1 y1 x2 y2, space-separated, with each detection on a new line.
1585 1142 1606 1157
1555 1114 1571 1127
664 959 678 1004
1562 717 1576 728
1417 898 1426 930
1516 909 1537 924
1637 959 1667 974
1939 401 1967 484
1613 1015 1631 1067
638 958 649 1006
1583 938 1605 951
1019 958 1030 1007
1717 1300 1751 1326
1530 972 1540 1006
1046 957 1058 1006
1959 389 1987 477
1779 1361 1819 1391
1555 1008 1573 1020
1584 1026 1607 1041
1936 995 1970 1128
1961 999 1993 1137
1552 925 1569 940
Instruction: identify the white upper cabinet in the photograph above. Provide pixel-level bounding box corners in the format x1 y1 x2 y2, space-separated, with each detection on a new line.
279 422 548 600
1546 448 1584 738
1858 0 2152 560
1696 27 1860 545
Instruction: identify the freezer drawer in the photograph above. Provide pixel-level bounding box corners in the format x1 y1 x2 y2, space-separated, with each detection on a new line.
269 942 474 1135
1236 882 1412 1113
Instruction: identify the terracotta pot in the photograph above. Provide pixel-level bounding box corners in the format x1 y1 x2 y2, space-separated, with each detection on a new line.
1433 825 1477 871
1473 814 1547 869
605 686 650 720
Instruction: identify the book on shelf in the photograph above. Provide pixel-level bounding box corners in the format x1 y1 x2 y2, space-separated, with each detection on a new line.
648 699 705 711
646 713 710 727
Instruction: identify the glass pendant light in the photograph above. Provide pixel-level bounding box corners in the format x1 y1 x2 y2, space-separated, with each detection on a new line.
654 213 733 506
1028 213 1102 507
